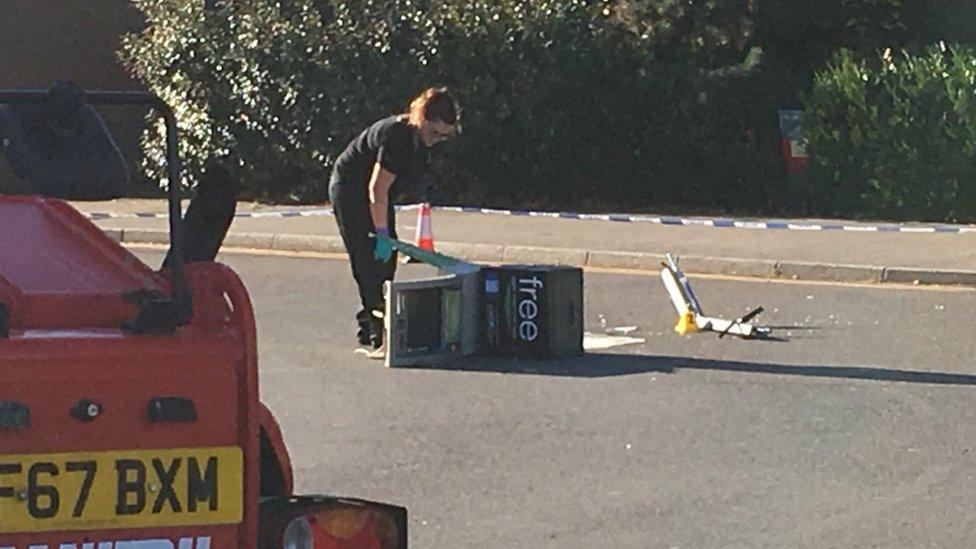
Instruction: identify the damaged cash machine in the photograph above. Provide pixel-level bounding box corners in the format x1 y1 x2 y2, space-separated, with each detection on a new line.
383 239 584 367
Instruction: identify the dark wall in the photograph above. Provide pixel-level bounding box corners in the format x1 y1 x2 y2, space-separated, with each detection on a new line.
0 0 143 88
0 1 154 193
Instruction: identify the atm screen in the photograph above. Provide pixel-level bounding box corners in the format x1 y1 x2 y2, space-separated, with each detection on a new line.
385 272 474 367
403 288 442 350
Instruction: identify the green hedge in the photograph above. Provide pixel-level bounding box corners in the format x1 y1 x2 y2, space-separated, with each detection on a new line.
799 45 976 221
120 0 790 211
119 1 976 218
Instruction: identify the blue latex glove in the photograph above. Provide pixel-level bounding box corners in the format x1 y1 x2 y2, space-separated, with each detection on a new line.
373 228 393 262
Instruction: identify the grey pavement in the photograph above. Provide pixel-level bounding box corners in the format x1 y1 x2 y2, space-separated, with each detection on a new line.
133 249 976 548
77 199 976 285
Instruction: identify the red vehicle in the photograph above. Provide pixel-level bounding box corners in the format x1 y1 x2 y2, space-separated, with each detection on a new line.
0 90 406 548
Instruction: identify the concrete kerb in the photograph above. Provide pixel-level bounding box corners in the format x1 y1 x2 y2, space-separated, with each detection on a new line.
585 250 664 271
436 242 505 263
117 228 976 286
104 228 123 243
680 256 779 279
775 261 885 284
883 267 976 286
270 234 345 254
502 245 589 266
222 232 276 250
120 228 170 245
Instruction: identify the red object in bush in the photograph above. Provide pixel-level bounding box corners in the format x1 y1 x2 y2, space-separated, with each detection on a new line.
778 110 808 174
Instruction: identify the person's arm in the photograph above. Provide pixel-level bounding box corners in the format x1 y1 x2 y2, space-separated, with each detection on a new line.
368 162 397 232
0 106 37 195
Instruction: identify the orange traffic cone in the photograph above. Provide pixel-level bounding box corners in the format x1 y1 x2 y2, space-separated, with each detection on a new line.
415 202 435 251
402 202 435 264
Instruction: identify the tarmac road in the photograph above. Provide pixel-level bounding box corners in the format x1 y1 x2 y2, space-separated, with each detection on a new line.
136 248 976 548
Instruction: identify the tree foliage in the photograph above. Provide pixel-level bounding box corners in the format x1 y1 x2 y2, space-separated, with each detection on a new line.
121 1 976 219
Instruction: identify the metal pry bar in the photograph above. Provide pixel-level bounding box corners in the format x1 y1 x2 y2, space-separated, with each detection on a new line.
718 306 765 339
374 235 480 275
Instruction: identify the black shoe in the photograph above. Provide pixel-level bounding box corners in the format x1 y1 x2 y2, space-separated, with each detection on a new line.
357 322 372 346
369 330 383 350
366 311 384 349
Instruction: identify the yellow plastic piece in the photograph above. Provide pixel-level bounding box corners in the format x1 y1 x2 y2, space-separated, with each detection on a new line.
674 310 699 335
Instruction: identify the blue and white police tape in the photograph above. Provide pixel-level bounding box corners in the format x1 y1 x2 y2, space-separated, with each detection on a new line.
83 204 976 234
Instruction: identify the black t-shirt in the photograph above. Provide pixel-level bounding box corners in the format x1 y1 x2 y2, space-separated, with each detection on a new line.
330 115 430 203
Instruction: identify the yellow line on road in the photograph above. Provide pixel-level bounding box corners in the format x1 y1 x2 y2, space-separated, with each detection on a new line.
584 266 976 293
124 243 974 294
125 243 349 261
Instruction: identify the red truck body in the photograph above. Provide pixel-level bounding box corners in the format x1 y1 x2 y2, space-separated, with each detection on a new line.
0 88 404 549
0 196 290 548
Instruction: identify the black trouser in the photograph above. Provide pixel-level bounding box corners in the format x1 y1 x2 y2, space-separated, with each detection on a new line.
329 182 397 344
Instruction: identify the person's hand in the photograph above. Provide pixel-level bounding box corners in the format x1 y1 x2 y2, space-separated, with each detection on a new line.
373 228 393 262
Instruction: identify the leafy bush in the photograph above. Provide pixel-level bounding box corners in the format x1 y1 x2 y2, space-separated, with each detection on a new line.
121 0 425 199
799 45 976 221
120 0 788 211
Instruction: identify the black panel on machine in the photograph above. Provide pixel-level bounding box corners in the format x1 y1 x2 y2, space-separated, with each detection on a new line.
480 265 583 359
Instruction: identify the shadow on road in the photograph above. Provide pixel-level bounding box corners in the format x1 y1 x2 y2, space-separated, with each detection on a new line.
408 353 976 385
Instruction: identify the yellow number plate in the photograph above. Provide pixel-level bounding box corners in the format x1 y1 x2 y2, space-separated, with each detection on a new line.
0 446 243 534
